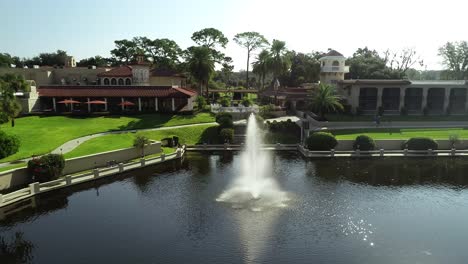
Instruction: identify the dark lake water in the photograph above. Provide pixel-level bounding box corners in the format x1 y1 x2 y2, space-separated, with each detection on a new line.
1 152 468 264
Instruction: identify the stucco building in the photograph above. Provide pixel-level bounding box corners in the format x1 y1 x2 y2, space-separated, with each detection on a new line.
0 55 195 113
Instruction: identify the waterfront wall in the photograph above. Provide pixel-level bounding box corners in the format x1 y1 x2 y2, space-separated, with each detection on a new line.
0 142 161 191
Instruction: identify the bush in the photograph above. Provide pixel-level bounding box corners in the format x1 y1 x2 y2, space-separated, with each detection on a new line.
241 97 253 107
259 104 276 119
0 131 20 159
27 154 65 183
219 128 234 143
195 96 207 110
353 135 376 151
402 137 438 150
218 96 231 107
216 112 233 129
305 132 337 151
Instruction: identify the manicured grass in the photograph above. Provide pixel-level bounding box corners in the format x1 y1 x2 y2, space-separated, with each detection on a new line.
0 162 27 173
333 128 468 140
0 113 215 162
326 114 468 122
64 124 218 158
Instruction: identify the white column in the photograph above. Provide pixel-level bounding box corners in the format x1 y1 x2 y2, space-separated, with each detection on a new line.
121 97 124 111
138 97 142 112
422 88 428 110
443 88 451 113
155 97 158 111
87 98 91 112
171 98 175 112
70 97 74 111
399 88 405 110
52 97 57 112
376 88 383 109
104 98 108 111
464 89 468 112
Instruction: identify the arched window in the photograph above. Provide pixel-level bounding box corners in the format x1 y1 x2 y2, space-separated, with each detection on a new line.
332 61 340 66
104 78 110 85
118 78 124 85
125 78 131 85
111 78 117 85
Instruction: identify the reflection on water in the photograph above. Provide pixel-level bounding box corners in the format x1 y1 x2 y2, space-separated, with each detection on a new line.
0 232 34 264
1 153 468 264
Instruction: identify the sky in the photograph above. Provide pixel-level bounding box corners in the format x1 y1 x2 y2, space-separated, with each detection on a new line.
1 0 467 71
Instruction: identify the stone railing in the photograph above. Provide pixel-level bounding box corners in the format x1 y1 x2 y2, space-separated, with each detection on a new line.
0 146 185 209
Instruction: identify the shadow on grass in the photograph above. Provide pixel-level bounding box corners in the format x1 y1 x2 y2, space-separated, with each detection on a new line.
332 128 403 136
198 126 220 144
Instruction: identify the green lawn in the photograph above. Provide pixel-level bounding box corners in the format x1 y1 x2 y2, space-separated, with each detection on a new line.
0 113 215 162
64 124 218 158
333 128 468 140
326 114 468 122
0 162 27 173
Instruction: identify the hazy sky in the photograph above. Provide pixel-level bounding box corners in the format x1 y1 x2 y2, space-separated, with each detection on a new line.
1 0 467 71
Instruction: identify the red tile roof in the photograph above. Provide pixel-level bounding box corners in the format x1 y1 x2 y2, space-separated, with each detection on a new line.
38 86 196 98
97 66 133 77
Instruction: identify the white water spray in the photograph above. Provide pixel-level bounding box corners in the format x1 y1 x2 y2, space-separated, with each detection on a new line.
216 114 289 210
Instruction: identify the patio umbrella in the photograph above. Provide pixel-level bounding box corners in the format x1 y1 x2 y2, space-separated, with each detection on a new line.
118 101 135 106
85 100 107 104
57 99 81 104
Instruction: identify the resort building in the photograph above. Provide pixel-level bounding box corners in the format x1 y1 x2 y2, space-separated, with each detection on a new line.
0 55 196 113
261 49 468 116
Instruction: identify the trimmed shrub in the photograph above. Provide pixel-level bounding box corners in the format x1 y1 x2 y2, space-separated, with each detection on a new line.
216 112 233 129
402 137 438 150
195 96 207 110
241 97 253 107
27 154 65 183
353 135 376 151
218 96 231 107
219 128 234 143
305 132 338 151
0 131 20 159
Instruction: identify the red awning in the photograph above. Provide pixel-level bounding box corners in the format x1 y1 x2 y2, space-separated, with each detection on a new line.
57 99 81 104
118 101 135 106
85 100 107 104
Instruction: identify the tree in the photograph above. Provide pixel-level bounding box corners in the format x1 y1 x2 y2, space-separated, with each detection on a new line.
0 53 20 68
76 56 109 67
191 28 228 49
311 83 343 119
133 134 151 157
438 41 468 79
252 49 271 90
110 39 141 64
270 39 291 81
0 74 30 127
0 232 34 264
346 47 401 79
37 50 68 66
281 51 321 86
220 57 234 84
187 46 215 96
233 32 269 88
383 48 424 76
136 37 182 69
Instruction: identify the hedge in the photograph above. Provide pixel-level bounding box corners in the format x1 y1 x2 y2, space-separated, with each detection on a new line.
402 137 438 150
305 132 337 151
219 128 234 143
215 112 233 129
353 135 376 151
0 131 20 159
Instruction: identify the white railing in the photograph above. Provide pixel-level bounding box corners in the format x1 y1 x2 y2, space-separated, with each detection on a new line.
211 104 259 113
0 146 186 209
321 66 350 73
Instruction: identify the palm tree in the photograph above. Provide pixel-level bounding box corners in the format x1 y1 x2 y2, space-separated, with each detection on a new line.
312 83 344 119
0 74 28 127
133 134 151 157
269 39 291 80
252 49 271 90
187 46 215 97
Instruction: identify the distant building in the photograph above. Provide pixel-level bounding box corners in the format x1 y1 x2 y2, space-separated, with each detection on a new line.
0 54 195 114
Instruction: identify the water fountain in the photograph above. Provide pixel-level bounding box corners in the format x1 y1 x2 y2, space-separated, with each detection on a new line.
216 114 289 210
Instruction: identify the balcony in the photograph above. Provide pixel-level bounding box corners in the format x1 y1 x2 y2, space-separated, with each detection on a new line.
321 66 350 73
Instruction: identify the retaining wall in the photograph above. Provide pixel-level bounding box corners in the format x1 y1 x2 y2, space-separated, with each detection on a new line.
0 143 161 191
